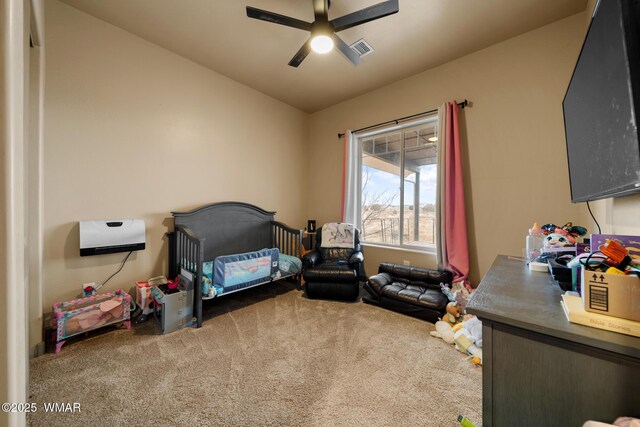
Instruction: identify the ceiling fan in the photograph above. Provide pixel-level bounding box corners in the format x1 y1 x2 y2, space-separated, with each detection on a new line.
246 0 399 67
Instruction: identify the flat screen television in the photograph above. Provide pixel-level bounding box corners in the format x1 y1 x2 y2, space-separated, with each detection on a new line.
563 0 640 202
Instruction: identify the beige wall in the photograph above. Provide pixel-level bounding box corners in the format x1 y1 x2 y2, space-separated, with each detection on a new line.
586 196 640 236
43 0 309 308
308 13 587 285
28 11 45 357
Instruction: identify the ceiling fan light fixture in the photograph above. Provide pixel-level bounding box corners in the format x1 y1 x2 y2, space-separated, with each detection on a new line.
246 0 399 67
310 34 334 54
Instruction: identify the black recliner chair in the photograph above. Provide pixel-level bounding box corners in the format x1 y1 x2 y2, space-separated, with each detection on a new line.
364 263 453 322
302 225 364 301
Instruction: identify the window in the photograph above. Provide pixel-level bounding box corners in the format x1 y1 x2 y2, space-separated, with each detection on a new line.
356 114 438 250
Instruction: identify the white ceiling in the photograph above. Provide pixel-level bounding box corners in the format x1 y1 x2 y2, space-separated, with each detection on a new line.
59 0 587 113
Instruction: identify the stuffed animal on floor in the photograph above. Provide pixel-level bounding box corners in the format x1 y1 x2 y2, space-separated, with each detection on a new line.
441 282 471 314
430 316 484 365
444 301 462 326
440 283 456 303
430 321 455 344
451 282 470 313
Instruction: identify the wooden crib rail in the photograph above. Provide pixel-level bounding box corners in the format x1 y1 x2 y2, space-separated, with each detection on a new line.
174 225 204 327
271 221 303 257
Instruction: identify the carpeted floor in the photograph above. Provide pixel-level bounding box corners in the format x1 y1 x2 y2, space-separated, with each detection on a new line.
29 282 481 427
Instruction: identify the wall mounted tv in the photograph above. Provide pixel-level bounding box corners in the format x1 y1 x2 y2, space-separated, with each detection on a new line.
563 0 640 202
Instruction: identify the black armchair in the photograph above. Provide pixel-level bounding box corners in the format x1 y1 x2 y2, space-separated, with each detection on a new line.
302 225 364 301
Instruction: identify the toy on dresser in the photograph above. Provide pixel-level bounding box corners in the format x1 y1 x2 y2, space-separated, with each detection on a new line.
53 290 131 353
541 222 587 248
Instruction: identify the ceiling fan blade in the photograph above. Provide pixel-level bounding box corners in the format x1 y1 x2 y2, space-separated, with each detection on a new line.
288 39 312 68
313 0 329 19
246 6 312 32
331 0 399 32
332 34 363 66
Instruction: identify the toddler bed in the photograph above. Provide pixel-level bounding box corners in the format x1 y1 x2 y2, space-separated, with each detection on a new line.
170 202 303 327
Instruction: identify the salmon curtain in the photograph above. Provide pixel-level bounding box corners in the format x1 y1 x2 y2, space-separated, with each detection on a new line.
436 101 471 288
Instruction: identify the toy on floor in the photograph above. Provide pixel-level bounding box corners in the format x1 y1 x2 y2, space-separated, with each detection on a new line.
431 320 455 344
53 290 131 353
135 276 176 323
432 283 480 364
431 315 483 365
453 317 483 365
150 275 194 334
134 281 154 322
441 282 471 313
458 415 477 427
451 282 470 312
441 283 456 302
444 302 462 326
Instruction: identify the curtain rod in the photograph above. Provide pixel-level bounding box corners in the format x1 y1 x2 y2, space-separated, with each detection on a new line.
337 99 468 139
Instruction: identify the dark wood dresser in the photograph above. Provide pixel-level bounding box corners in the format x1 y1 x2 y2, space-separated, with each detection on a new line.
466 255 640 427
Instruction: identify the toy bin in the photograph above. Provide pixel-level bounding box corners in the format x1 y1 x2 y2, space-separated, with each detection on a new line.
53 290 131 353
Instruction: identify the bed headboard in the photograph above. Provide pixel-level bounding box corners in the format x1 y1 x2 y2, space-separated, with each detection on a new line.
173 202 275 261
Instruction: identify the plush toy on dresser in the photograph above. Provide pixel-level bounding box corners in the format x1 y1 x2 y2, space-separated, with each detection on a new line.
541 222 587 248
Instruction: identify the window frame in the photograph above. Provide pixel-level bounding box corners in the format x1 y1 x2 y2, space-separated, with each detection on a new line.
354 114 438 252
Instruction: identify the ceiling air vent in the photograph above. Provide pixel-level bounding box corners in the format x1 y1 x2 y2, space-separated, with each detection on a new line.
349 38 374 58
